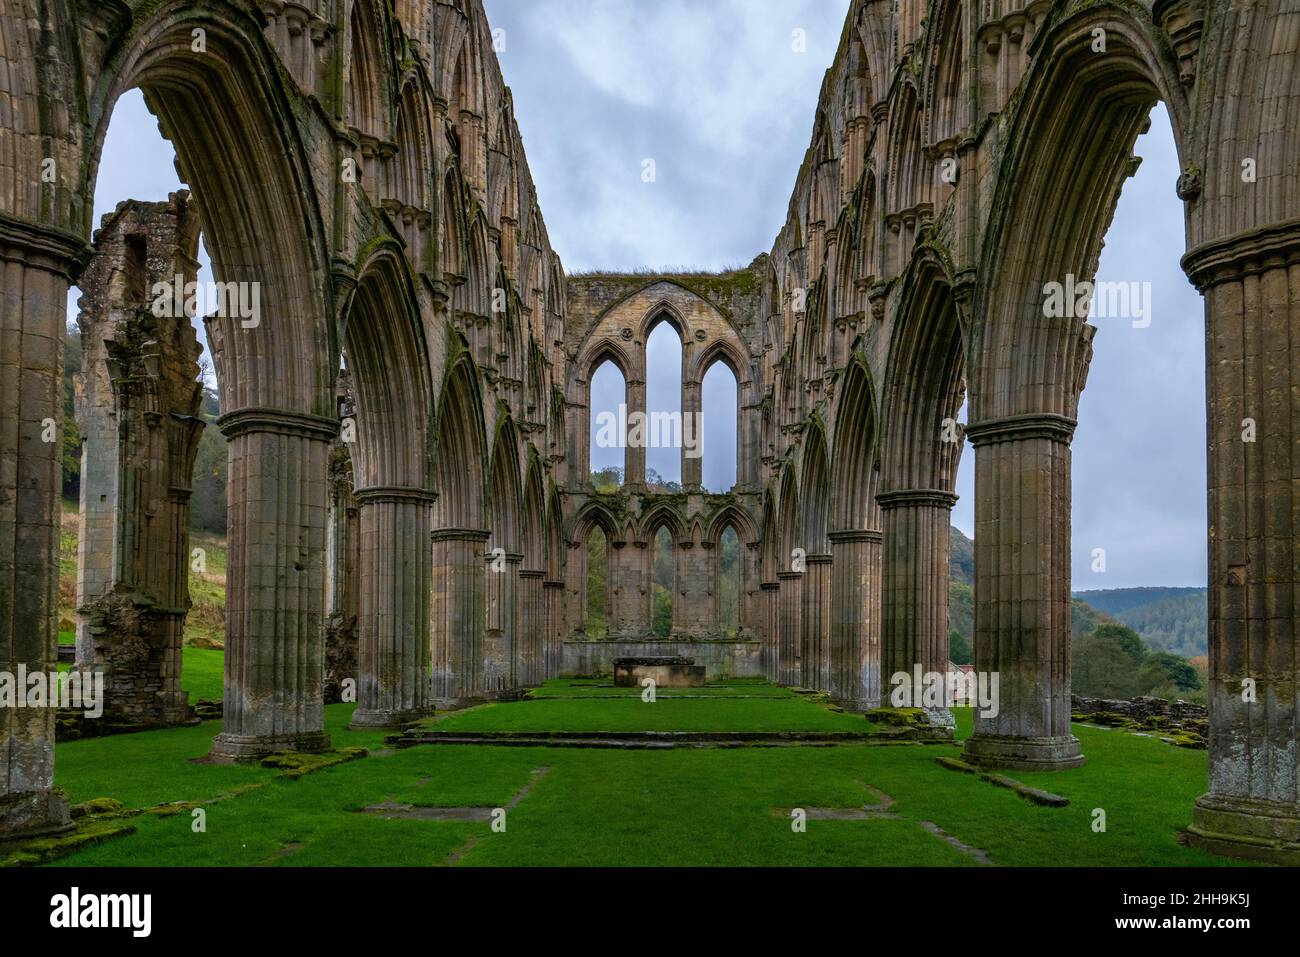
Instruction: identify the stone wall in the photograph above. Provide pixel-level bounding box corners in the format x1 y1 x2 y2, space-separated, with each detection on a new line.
561 639 762 680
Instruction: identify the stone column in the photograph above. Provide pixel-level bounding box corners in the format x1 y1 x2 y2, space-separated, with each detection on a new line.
760 581 779 680
800 553 832 690
625 377 646 486
519 569 545 685
483 551 520 695
1184 225 1300 864
682 379 702 488
879 489 957 734
543 578 566 678
209 411 336 760
350 488 435 727
0 217 85 836
777 570 802 686
962 415 1081 770
431 528 488 704
323 443 359 704
829 529 882 710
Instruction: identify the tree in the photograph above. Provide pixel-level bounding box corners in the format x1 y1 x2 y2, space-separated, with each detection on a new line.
949 628 972 666
1136 652 1201 694
1072 633 1139 699
1091 623 1146 664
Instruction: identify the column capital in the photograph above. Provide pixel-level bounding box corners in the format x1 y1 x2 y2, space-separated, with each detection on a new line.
0 213 91 279
777 570 802 581
520 568 546 580
828 529 883 544
217 407 340 442
876 489 959 510
353 485 438 506
964 413 1076 446
1182 218 1300 290
431 527 491 543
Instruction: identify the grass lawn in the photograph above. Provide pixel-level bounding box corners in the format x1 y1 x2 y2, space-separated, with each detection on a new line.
41 673 1241 867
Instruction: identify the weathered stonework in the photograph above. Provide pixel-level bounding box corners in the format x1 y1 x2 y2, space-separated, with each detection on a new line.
72 192 204 728
0 0 1296 863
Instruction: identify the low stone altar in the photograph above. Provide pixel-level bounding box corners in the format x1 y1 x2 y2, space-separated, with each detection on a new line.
612 656 706 688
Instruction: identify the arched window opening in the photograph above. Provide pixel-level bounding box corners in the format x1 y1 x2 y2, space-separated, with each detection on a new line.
645 318 683 489
652 526 674 637
585 527 608 638
702 360 738 492
589 359 627 488
718 526 741 637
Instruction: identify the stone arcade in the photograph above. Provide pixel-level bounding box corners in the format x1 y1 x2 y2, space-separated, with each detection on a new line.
1 0 1298 863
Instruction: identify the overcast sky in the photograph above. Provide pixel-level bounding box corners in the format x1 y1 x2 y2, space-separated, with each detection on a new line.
81 1 1207 590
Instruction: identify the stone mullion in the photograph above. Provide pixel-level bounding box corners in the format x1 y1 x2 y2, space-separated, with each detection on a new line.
879 491 956 728
210 414 334 760
626 378 647 486
682 379 703 488
431 528 489 703
1185 229 1300 863
0 222 84 836
777 570 802 686
829 529 882 710
962 417 1081 770
351 490 435 727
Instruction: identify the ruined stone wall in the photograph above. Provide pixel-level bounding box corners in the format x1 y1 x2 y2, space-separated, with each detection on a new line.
73 191 204 727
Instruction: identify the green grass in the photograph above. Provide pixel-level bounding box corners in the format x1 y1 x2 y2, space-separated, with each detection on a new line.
40 684 1242 867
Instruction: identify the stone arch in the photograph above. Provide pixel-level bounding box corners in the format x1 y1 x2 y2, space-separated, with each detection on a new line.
485 415 523 690
76 4 340 762
344 245 434 493
487 416 523 555
433 353 487 530
347 0 393 139
828 354 884 710
343 245 436 728
962 8 1186 772
85 7 333 417
569 500 621 546
800 419 831 555
799 419 832 690
972 10 1184 425
923 0 965 153
440 165 467 282
880 251 965 495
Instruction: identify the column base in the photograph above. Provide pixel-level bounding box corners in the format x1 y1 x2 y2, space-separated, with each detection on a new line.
964 734 1084 771
206 730 331 763
1187 794 1300 864
0 790 73 841
349 707 435 729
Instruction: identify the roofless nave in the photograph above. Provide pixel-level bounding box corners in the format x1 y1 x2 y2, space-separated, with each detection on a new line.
1 0 1298 863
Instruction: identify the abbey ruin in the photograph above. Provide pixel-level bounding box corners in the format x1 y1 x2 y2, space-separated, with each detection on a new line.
1 0 1298 864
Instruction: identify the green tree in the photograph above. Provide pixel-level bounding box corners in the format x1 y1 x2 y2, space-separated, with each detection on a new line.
1092 623 1146 664
949 628 972 666
1072 633 1139 699
1136 652 1200 693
